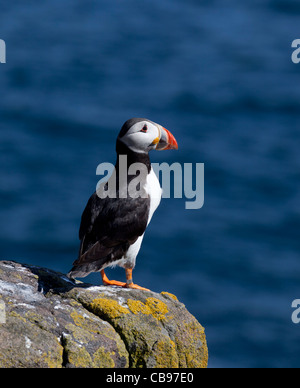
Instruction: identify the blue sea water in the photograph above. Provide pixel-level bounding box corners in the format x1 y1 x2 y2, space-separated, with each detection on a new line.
1 0 300 368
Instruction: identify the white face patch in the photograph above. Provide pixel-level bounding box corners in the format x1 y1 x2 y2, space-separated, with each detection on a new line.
119 121 160 153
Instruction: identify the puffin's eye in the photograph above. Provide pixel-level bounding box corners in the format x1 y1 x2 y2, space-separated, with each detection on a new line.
140 124 148 133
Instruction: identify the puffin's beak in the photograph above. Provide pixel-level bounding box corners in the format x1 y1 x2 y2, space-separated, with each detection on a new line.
154 126 178 151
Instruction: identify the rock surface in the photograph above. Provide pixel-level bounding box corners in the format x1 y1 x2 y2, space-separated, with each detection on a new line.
0 260 208 368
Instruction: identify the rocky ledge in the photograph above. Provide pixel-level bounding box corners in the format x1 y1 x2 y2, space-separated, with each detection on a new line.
0 260 208 368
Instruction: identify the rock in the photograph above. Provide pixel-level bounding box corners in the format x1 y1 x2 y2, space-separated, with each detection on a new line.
0 260 208 368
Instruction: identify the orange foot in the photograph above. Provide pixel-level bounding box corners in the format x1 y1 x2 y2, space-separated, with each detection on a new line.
125 283 150 291
101 270 127 287
124 268 150 291
100 269 150 291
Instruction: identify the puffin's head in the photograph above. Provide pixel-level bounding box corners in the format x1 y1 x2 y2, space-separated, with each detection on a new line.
117 118 178 154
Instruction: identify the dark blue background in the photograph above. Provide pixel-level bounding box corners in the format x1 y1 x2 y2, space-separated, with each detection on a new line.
1 0 300 367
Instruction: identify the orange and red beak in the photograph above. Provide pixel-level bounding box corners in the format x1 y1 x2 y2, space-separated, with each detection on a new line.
155 126 178 151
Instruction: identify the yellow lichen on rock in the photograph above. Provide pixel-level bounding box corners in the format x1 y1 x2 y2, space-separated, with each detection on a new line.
127 297 169 322
93 347 115 368
41 346 64 369
70 310 101 335
127 299 152 315
153 339 179 368
89 298 129 320
70 310 85 327
67 346 93 368
174 320 208 368
66 322 95 345
145 297 169 321
161 291 178 301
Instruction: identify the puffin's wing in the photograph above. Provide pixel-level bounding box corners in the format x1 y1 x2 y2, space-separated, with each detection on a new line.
68 192 150 277
79 192 103 242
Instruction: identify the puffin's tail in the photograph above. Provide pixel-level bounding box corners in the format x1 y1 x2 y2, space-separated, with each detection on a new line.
67 240 128 280
67 263 96 280
67 267 86 280
67 241 107 279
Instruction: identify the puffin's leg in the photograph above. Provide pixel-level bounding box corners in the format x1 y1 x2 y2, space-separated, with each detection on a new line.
100 270 126 287
125 268 150 291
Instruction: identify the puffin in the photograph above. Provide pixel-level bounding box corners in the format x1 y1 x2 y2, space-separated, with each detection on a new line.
67 118 178 290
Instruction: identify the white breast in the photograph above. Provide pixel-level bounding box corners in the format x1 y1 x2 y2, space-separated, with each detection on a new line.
145 167 162 225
